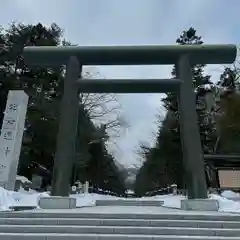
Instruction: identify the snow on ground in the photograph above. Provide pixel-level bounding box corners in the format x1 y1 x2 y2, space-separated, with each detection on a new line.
210 192 240 213
1 186 240 213
16 175 32 184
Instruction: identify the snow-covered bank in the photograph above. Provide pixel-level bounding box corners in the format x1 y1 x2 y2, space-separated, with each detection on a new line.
156 190 240 213
210 192 240 213
1 187 240 213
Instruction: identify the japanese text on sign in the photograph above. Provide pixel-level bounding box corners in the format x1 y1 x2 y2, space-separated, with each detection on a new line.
2 118 16 130
0 164 7 175
2 146 11 157
2 131 14 141
7 103 18 113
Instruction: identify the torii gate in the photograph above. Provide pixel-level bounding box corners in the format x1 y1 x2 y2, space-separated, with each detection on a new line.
23 44 237 199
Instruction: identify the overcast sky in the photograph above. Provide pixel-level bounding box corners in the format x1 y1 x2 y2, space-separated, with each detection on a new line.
1 0 239 167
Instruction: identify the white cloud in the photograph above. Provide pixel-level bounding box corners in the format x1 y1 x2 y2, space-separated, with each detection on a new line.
1 0 239 167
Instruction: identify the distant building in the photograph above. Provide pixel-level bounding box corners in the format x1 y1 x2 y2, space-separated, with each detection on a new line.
219 170 240 188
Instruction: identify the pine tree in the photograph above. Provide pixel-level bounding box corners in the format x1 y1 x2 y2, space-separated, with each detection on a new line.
134 28 215 195
215 66 240 153
0 23 64 178
161 27 215 183
87 138 126 195
0 22 126 192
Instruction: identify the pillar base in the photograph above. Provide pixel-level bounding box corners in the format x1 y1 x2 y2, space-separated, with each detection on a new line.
181 199 219 211
39 196 76 209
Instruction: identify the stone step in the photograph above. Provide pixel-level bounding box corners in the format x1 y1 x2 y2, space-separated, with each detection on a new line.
1 218 240 229
1 225 240 236
1 211 240 221
9 206 37 211
95 199 164 206
1 233 240 240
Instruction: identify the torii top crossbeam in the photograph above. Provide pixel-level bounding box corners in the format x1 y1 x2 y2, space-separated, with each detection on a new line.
23 44 237 66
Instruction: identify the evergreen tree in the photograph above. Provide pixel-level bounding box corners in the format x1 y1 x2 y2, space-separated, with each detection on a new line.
87 139 126 195
163 27 215 154
134 28 214 195
0 22 126 192
0 23 64 178
215 66 240 153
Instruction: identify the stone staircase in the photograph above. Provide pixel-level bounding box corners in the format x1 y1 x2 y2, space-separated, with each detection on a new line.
1 210 240 239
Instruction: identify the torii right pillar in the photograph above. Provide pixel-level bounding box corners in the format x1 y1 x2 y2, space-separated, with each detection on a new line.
177 54 207 199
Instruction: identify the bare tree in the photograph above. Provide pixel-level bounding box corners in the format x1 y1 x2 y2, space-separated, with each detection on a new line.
80 67 129 139
61 41 129 140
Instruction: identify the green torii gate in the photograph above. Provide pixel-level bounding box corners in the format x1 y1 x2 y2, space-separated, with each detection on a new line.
23 44 237 199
